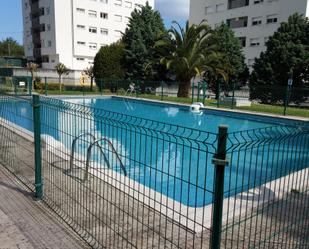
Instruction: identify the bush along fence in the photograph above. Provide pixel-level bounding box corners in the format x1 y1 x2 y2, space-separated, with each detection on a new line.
0 92 308 248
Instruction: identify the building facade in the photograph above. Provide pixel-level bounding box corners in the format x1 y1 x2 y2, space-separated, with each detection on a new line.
189 0 309 68
22 0 154 70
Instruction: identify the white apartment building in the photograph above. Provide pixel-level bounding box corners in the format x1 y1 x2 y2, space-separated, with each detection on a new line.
189 0 309 68
22 0 154 70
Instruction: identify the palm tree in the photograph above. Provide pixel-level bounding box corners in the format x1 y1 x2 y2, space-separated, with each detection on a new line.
83 66 95 91
26 62 38 90
155 21 228 97
55 63 69 91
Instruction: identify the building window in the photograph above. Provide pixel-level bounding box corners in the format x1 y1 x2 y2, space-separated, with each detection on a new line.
77 57 85 61
267 14 278 24
47 24 51 31
77 24 86 30
89 27 97 33
115 0 122 6
42 56 49 63
252 17 262 26
253 0 264 4
48 41 52 47
114 15 122 22
125 1 132 8
46 7 50 15
100 28 108 35
227 16 248 28
228 0 249 9
76 8 85 13
89 43 97 50
216 4 225 12
250 38 260 47
88 10 97 18
77 41 86 45
100 12 108 19
205 6 215 14
101 0 108 3
238 37 246 47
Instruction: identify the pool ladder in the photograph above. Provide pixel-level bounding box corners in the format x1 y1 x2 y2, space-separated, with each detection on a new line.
69 132 127 182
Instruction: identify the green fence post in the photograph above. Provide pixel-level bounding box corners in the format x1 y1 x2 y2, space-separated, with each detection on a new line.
217 82 220 108
203 81 207 105
13 78 17 96
197 83 201 102
136 80 139 98
283 85 291 116
29 77 33 96
211 125 229 249
231 82 235 109
32 94 43 200
100 79 103 96
161 81 164 101
44 77 47 96
191 83 194 104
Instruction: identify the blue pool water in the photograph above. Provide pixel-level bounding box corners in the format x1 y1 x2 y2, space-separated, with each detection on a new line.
1 96 308 208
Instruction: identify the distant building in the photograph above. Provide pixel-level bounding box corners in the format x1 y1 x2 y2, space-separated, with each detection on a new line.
189 0 309 69
22 0 154 70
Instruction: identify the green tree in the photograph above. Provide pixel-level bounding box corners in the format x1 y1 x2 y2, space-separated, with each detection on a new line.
93 42 125 81
204 23 248 97
55 63 69 91
83 66 95 91
155 21 228 97
122 2 166 80
0 38 24 57
250 13 309 104
26 62 38 90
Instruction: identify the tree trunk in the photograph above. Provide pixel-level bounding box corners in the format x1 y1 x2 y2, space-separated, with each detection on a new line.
177 80 191 98
59 76 62 92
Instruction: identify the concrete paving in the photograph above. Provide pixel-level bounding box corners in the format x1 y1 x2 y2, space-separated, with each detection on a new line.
0 167 89 249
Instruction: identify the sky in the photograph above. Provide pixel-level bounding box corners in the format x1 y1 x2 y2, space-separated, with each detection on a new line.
0 0 190 45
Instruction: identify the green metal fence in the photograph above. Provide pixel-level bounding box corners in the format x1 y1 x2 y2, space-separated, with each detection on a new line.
28 77 309 118
0 76 32 95
0 92 308 248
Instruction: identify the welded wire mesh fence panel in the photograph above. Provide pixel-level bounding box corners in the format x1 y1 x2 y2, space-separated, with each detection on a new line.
1 91 308 248
0 94 35 191
38 96 218 248
220 125 309 249
0 76 32 95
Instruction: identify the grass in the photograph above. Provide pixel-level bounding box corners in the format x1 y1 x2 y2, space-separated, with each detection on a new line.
237 104 309 118
36 90 309 118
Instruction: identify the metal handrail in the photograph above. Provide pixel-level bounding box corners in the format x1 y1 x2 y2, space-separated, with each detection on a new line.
84 138 127 182
69 132 96 173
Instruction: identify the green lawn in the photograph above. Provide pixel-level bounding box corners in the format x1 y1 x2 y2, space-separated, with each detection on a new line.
37 90 309 118
237 103 309 118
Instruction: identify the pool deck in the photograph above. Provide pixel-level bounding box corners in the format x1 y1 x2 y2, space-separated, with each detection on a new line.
0 166 89 249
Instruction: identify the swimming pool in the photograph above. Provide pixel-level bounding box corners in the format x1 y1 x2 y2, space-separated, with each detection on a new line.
0 96 308 208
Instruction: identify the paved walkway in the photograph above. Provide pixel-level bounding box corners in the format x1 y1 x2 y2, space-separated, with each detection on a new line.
0 166 89 249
